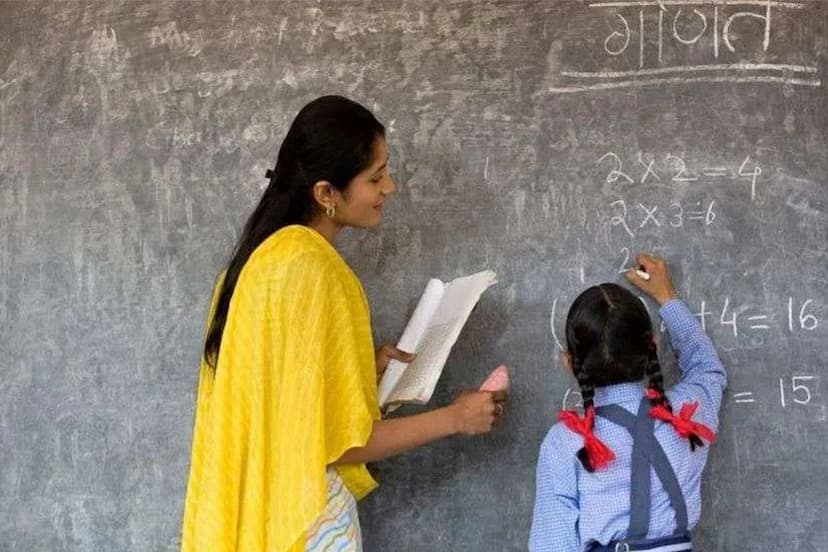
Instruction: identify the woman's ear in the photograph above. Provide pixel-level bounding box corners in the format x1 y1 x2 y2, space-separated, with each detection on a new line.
312 180 335 212
560 351 573 374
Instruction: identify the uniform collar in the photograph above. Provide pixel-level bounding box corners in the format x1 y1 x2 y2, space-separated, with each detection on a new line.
593 382 646 407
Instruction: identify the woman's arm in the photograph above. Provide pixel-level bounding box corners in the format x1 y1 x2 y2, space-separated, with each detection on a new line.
335 390 504 464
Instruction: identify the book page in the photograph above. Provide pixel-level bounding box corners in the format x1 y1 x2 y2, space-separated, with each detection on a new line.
385 270 496 406
386 318 460 403
378 278 445 406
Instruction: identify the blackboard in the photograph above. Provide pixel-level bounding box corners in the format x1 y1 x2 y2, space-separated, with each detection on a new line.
1 1 826 550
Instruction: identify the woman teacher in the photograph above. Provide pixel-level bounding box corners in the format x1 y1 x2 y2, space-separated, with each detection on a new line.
181 95 506 552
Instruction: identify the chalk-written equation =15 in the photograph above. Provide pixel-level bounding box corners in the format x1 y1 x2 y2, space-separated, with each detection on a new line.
562 375 822 415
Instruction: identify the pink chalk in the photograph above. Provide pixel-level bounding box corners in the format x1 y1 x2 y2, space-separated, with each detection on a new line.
479 365 510 393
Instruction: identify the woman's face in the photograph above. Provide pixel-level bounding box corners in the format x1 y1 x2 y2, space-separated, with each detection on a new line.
335 136 396 228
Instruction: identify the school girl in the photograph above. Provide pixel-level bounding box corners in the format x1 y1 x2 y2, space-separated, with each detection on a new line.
529 254 726 551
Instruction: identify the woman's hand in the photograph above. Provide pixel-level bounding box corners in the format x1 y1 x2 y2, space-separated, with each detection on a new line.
626 253 678 306
375 344 416 380
448 390 508 435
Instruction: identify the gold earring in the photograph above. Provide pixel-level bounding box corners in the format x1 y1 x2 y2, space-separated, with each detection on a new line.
325 205 335 218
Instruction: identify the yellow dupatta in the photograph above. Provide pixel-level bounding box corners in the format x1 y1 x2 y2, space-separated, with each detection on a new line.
181 225 380 551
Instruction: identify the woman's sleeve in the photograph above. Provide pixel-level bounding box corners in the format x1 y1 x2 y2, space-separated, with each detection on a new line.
278 253 380 499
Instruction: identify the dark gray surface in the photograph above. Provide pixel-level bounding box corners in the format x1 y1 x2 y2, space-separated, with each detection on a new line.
1 1 826 550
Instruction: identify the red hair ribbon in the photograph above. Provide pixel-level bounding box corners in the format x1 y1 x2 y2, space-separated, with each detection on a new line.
559 407 616 470
649 400 716 444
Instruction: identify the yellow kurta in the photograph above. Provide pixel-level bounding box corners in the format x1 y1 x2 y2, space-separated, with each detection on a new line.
181 225 380 552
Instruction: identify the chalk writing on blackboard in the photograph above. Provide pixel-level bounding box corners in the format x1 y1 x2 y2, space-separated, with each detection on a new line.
549 0 821 93
551 293 820 364
562 375 822 412
596 151 762 201
609 199 717 238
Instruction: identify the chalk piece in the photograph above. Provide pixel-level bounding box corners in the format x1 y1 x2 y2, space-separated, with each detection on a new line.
480 364 510 393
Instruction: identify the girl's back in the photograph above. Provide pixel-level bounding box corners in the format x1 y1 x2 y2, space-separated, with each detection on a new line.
530 256 726 552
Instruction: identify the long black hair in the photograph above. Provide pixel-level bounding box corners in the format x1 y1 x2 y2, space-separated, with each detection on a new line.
203 95 385 369
565 283 699 471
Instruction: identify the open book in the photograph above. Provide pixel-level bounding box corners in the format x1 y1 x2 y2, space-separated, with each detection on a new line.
378 269 497 410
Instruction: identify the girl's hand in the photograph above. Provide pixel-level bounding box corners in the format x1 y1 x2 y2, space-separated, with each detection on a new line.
448 390 507 435
626 253 678 306
375 344 416 380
